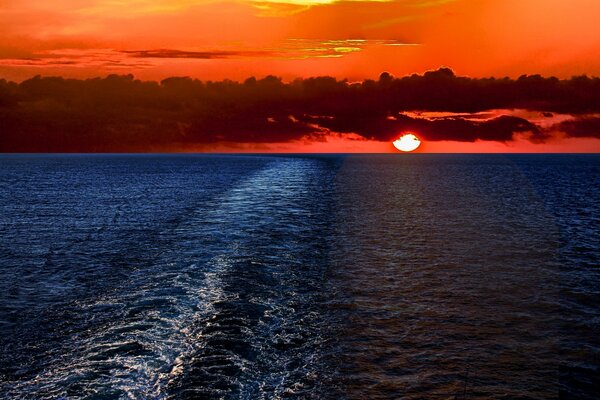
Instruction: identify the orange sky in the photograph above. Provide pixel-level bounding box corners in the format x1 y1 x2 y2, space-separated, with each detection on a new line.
186 135 600 153
1 0 599 152
1 0 598 81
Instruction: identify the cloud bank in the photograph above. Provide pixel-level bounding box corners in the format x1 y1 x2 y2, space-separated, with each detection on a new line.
1 68 599 152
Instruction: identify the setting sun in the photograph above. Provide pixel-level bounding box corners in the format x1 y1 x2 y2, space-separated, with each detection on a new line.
393 133 421 152
0 0 599 398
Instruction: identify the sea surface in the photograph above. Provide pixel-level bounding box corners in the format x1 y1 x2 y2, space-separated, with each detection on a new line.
0 154 598 399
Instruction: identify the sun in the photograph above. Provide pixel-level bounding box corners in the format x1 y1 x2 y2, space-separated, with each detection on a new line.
393 133 421 152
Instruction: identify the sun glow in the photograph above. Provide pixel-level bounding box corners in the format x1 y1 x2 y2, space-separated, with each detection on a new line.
393 133 421 152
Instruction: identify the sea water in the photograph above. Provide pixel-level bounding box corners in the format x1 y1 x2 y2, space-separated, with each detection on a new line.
0 154 598 399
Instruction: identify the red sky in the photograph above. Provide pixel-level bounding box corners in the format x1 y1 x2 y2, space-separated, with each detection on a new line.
1 0 599 152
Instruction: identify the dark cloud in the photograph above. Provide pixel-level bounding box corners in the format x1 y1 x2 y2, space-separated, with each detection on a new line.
121 49 274 59
0 69 599 151
306 113 542 142
554 117 600 139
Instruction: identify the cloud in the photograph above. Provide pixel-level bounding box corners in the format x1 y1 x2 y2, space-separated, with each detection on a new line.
554 117 600 139
0 40 417 70
303 112 541 142
0 68 599 151
121 49 275 59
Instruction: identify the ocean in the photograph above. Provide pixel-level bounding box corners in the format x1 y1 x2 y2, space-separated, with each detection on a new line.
0 154 598 399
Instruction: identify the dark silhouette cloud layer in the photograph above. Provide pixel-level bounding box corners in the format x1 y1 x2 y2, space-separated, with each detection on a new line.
1 68 599 151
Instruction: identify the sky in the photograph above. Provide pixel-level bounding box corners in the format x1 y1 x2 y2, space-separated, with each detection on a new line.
0 0 599 152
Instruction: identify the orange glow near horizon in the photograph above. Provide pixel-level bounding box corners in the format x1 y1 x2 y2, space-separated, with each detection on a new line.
182 135 600 154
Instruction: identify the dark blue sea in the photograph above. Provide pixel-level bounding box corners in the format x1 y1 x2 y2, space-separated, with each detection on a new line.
0 154 598 399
